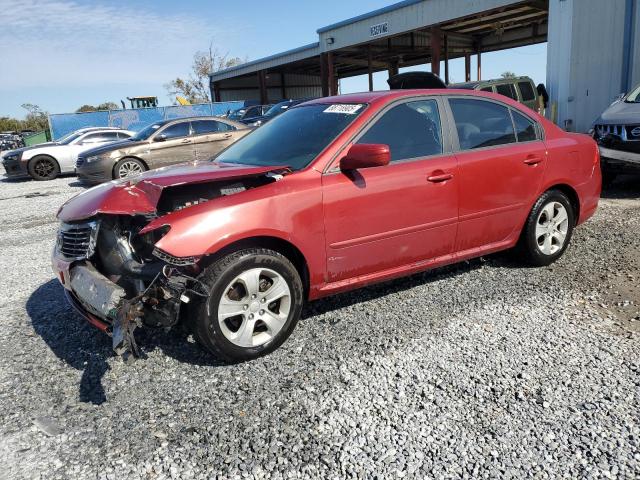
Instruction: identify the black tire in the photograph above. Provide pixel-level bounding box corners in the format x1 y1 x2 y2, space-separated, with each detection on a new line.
190 248 304 362
519 189 575 267
113 157 146 179
28 155 60 180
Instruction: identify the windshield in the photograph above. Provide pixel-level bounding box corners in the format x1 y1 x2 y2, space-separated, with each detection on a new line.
625 84 640 103
215 103 366 171
58 132 85 145
130 123 163 141
228 109 246 120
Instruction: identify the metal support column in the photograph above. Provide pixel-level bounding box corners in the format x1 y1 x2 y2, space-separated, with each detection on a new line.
444 34 449 84
431 27 441 76
258 70 268 104
367 45 374 91
464 53 471 82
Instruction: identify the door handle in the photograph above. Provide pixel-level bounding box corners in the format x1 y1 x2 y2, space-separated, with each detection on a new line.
524 155 543 165
181 139 191 144
223 133 232 139
427 172 453 183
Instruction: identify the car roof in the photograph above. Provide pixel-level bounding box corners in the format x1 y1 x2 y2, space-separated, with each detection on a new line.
453 76 533 89
301 88 537 113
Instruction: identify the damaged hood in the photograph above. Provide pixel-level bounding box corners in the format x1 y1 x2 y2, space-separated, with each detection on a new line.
57 161 287 222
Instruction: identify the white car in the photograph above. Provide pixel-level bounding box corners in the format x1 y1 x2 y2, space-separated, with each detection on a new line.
2 127 134 180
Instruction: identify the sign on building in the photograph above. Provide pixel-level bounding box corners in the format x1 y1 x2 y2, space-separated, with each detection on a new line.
370 22 389 38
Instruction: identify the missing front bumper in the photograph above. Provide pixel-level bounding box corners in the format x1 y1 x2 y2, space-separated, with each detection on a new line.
68 262 144 359
69 263 125 320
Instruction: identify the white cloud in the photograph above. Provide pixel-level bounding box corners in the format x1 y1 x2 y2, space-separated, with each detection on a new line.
0 0 229 89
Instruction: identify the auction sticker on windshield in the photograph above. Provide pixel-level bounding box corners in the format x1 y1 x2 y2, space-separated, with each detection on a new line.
324 104 363 114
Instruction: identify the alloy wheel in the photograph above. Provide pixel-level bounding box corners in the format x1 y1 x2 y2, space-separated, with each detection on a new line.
118 160 143 178
217 267 291 348
34 159 54 178
535 201 569 255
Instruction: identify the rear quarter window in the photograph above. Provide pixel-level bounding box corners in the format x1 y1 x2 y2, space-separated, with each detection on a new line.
512 110 539 142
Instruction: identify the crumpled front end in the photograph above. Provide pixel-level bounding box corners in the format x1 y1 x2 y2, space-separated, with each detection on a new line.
52 214 206 359
52 162 289 359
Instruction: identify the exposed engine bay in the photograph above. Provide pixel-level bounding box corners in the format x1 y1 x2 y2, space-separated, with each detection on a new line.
60 172 286 360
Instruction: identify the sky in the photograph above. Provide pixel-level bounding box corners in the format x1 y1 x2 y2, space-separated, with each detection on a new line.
0 0 547 119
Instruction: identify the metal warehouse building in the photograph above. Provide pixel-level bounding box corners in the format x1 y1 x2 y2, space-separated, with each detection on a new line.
210 0 639 133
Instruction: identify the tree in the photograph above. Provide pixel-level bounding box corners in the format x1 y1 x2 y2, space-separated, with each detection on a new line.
76 102 119 112
165 43 244 103
0 104 49 133
500 71 517 79
20 103 49 131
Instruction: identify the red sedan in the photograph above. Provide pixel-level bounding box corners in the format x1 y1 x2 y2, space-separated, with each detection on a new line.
53 90 601 361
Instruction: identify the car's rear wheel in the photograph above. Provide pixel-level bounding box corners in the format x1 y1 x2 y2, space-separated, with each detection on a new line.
28 155 60 180
114 158 146 179
190 248 304 362
519 189 575 266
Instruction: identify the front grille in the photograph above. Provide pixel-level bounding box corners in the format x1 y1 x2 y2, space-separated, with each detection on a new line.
58 221 99 260
76 157 86 168
595 124 640 142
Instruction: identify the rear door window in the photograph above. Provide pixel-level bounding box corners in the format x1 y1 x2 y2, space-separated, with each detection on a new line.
449 98 516 150
357 99 443 162
517 81 536 101
512 110 538 142
160 122 190 139
192 120 232 134
480 86 493 93
495 83 518 100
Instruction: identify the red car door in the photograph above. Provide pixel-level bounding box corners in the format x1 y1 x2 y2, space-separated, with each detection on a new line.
447 97 547 252
322 98 458 284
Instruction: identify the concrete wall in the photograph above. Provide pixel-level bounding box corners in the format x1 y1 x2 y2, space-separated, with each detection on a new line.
547 0 639 132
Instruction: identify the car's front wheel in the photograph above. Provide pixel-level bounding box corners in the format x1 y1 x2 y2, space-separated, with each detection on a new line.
520 189 575 266
114 157 146 179
191 248 304 362
28 155 60 180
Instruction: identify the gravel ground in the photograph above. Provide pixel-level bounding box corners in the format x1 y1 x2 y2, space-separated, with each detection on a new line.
0 174 639 479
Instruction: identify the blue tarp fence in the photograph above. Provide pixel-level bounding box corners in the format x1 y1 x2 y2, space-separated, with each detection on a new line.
49 101 244 140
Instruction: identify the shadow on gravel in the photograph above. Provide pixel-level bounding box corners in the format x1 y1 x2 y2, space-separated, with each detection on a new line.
601 174 640 200
27 280 224 405
67 179 93 189
304 259 486 318
1 173 77 184
27 280 112 405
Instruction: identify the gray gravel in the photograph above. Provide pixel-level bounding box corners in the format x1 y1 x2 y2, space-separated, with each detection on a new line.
0 174 639 479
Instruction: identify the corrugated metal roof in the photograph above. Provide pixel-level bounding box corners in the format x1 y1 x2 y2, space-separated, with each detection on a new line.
210 42 320 82
316 0 425 33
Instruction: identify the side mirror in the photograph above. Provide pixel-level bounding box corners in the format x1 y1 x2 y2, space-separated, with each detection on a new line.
340 144 390 171
154 134 167 142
